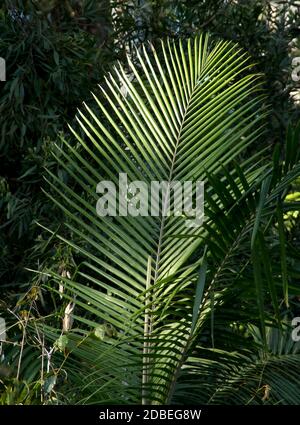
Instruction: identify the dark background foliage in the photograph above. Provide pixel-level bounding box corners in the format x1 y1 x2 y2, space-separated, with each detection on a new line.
0 0 112 287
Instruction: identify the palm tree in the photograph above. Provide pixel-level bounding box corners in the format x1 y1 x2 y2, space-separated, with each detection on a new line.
4 33 300 405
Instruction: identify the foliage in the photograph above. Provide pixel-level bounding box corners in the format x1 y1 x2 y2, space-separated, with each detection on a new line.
0 0 112 286
1 34 299 405
1 0 300 406
113 0 300 140
1 0 299 287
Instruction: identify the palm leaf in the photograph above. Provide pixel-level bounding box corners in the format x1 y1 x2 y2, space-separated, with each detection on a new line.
42 33 269 404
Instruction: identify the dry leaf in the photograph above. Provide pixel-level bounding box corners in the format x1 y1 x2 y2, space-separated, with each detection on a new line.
262 384 271 401
62 301 75 333
59 270 71 299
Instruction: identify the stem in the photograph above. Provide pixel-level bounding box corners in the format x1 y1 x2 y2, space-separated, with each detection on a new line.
142 256 152 405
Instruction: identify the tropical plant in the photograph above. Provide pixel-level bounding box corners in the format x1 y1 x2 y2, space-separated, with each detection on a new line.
2 33 300 405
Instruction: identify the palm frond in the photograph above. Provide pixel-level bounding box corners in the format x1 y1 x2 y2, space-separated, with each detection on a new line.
35 33 300 405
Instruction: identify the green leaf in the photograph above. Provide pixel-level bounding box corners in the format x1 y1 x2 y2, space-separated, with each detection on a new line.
43 375 57 395
277 202 289 307
41 34 274 404
54 335 69 352
191 248 207 335
251 175 271 249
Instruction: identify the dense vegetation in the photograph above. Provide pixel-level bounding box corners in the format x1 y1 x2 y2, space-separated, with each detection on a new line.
0 0 300 405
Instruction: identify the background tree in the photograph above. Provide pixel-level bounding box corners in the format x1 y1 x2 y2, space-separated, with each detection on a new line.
0 0 112 287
